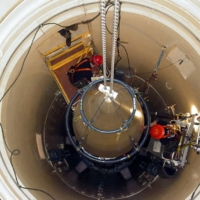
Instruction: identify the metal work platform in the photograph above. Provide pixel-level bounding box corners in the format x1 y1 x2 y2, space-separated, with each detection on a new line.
44 33 93 103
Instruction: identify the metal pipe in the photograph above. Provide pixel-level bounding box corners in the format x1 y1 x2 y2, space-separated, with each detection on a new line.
100 0 107 89
110 0 119 93
153 46 166 73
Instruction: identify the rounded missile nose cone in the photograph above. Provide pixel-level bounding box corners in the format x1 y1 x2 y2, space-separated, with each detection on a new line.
72 82 144 158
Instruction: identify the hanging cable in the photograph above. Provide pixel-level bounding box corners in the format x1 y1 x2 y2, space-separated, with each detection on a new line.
114 2 122 68
100 0 107 89
105 3 114 34
0 26 41 102
105 1 122 68
117 2 121 45
0 2 119 102
110 0 120 93
137 58 184 76
0 123 56 200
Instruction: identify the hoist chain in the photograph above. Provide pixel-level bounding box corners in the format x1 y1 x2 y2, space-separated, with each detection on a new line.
100 0 119 93
110 0 119 93
100 0 107 89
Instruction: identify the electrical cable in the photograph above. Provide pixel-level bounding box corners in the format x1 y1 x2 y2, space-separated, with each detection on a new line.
0 26 41 102
119 42 134 84
0 2 116 102
81 0 112 24
119 42 131 70
105 3 115 34
41 22 67 28
43 15 101 27
82 13 100 24
137 59 184 76
105 1 122 35
0 0 114 102
0 1 117 103
0 123 56 200
105 1 122 67
114 2 122 67
115 48 122 66
0 12 106 102
1 9 192 199
0 16 100 198
0 4 147 199
117 2 122 42
0 1 181 102
0 11 109 197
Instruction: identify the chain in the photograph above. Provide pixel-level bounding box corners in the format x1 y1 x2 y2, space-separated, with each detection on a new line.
110 0 119 93
100 0 107 89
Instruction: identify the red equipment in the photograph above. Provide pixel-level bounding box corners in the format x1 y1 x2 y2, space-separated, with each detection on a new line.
92 55 103 66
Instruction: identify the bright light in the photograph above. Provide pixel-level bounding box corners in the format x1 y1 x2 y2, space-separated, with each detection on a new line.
130 108 142 118
191 105 199 132
191 105 198 115
105 97 112 103
135 110 142 118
